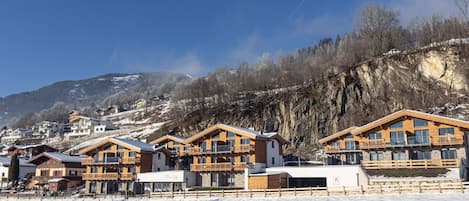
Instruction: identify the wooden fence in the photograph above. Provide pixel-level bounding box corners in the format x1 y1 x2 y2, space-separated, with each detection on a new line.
149 181 469 198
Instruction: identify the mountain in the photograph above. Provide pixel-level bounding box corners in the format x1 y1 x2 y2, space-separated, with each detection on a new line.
152 45 469 156
0 72 190 126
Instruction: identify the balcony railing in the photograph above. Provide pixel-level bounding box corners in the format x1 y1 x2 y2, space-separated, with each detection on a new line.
359 139 386 149
406 136 430 146
361 159 459 169
120 173 134 180
120 157 140 164
82 173 119 180
82 158 95 165
185 145 255 155
190 162 250 172
433 136 464 146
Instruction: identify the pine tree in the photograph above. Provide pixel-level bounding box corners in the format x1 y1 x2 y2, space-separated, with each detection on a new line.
8 154 19 185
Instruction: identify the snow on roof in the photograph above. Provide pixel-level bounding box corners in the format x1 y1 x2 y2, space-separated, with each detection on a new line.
249 171 287 176
221 124 270 139
48 178 69 182
112 137 154 152
42 152 85 163
0 156 36 167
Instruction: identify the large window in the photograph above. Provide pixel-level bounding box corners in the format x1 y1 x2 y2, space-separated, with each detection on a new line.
441 149 457 159
390 131 405 145
410 150 431 160
392 151 405 160
241 139 250 144
369 151 383 161
413 118 428 127
438 128 455 135
411 130 430 145
389 121 403 129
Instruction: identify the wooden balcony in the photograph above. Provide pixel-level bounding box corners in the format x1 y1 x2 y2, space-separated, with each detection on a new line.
361 159 459 169
233 145 255 153
82 158 94 165
120 157 140 165
82 173 119 180
190 162 250 172
433 136 464 146
359 139 385 149
120 173 134 180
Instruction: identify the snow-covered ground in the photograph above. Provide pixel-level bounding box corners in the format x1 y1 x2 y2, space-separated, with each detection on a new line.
2 192 467 201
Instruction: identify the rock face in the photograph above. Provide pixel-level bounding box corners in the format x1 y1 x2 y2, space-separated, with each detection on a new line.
159 46 469 153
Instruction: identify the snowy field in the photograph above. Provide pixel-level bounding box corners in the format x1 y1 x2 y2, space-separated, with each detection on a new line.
1 193 467 201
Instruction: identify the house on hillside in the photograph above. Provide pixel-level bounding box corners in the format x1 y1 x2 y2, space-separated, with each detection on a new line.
319 109 469 180
78 137 155 195
64 111 118 140
6 144 58 160
0 156 36 187
28 152 86 192
0 128 34 145
32 121 64 139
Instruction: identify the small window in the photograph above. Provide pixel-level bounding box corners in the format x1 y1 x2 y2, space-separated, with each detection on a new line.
157 153 161 160
227 140 235 146
241 156 250 163
129 151 136 157
128 167 136 173
413 118 428 127
198 157 206 164
117 145 124 150
211 157 218 163
369 152 383 161
91 167 98 173
439 128 455 135
271 141 275 149
69 170 77 176
157 168 160 172
271 157 275 165
227 132 235 138
344 134 353 138
241 139 250 144
389 121 403 129
212 134 220 139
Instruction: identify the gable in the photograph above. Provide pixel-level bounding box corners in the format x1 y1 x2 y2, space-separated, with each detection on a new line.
185 124 265 144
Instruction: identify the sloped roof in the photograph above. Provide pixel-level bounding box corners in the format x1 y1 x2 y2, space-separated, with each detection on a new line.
0 156 36 167
28 152 85 165
149 135 187 145
184 123 287 143
351 109 469 135
319 126 358 144
319 109 469 144
78 137 154 154
7 144 57 151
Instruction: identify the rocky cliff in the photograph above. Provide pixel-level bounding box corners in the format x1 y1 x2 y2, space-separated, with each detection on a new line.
156 45 469 155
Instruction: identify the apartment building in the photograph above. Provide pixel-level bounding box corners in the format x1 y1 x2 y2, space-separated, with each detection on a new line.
319 109 469 176
28 152 85 192
148 124 288 189
65 111 118 140
78 137 155 195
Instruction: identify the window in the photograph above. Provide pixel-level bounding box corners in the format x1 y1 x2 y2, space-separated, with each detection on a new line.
441 149 457 159
157 153 161 160
211 157 218 163
413 130 430 144
369 152 383 161
241 139 250 144
41 170 49 176
91 167 98 173
390 131 405 145
413 118 428 127
392 151 405 160
227 132 235 138
345 141 356 150
331 140 340 147
129 151 136 157
241 156 250 163
439 128 455 135
212 134 220 139
128 167 136 173
389 120 403 129
52 170 62 177
117 145 124 150
200 142 206 151
69 170 77 176
117 152 125 158
227 156 235 163
104 145 112 150
198 157 206 164
271 157 275 165
227 140 235 146
411 150 431 160
157 168 160 172
271 141 275 149
344 134 353 139
368 132 382 140
174 142 180 145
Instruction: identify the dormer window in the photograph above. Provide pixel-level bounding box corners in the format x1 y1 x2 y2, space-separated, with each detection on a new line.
389 121 403 129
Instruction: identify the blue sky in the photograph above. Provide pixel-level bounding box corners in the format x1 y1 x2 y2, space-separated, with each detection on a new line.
0 0 460 97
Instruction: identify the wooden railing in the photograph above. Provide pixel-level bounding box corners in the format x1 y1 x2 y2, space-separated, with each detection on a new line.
360 139 386 149
120 173 134 180
184 145 255 155
120 157 140 164
233 145 255 153
433 136 464 146
82 173 119 180
361 159 459 169
190 162 250 172
81 158 94 165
